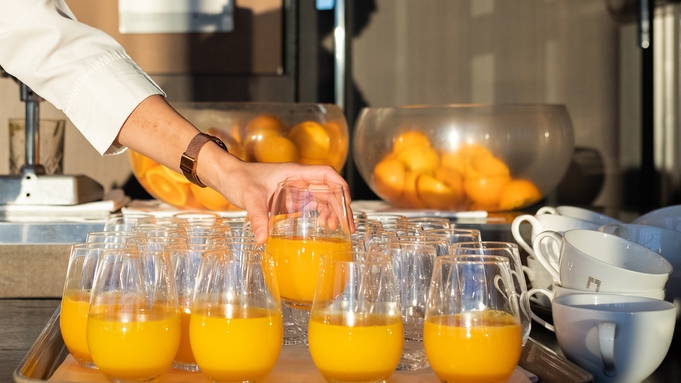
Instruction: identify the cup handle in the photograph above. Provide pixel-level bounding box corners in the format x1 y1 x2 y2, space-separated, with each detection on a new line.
521 288 554 331
532 231 562 284
536 206 558 215
598 223 631 241
522 265 535 280
598 321 617 377
511 214 539 257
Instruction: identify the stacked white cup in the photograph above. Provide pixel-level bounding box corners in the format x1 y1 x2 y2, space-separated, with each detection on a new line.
525 228 675 382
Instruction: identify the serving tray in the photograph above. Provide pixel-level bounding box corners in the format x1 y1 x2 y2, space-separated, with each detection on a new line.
14 305 592 383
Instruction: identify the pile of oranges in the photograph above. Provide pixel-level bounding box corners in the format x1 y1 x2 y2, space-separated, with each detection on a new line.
129 115 348 211
371 131 542 211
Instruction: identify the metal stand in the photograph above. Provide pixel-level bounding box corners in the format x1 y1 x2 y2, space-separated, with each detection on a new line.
0 82 103 205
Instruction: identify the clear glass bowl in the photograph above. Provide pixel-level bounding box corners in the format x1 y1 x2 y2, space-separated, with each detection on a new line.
352 104 574 212
129 102 349 211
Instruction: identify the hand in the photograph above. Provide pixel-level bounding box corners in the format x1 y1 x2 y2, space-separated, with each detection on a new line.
199 146 355 244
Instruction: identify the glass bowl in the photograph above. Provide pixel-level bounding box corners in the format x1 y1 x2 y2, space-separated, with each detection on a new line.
129 102 349 211
353 104 574 212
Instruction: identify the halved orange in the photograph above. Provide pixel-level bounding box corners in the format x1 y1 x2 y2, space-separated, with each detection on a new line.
498 179 542 211
145 165 190 207
416 173 463 210
433 167 464 199
396 145 440 172
372 157 406 202
402 170 427 208
190 183 233 211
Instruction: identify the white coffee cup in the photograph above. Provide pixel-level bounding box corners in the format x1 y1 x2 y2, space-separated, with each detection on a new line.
552 294 676 383
599 223 681 319
537 205 622 226
524 282 666 331
511 213 600 263
533 229 673 293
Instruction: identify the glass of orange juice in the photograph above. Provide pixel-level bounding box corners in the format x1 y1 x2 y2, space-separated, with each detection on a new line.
166 243 225 372
449 241 531 345
265 180 353 341
189 249 283 382
308 251 403 383
424 255 523 383
60 242 133 370
87 247 180 382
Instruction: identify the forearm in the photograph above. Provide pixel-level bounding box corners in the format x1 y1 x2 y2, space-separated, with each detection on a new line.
115 95 242 190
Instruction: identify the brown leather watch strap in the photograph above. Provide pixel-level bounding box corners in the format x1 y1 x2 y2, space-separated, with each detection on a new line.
180 132 228 187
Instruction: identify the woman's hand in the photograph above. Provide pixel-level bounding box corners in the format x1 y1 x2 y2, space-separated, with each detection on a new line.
198 145 355 244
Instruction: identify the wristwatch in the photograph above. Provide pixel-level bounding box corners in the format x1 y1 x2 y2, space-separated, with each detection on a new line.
180 132 228 188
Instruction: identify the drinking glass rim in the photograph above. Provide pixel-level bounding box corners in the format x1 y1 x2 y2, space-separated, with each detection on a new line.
277 179 346 191
319 251 392 265
451 241 519 249
437 254 512 266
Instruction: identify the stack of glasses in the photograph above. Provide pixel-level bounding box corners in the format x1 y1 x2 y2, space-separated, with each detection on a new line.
59 180 531 383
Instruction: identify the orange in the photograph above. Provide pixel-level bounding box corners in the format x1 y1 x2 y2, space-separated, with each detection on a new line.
325 121 348 172
254 136 300 163
433 167 464 198
392 131 431 154
245 115 285 135
129 150 157 178
372 157 406 202
402 171 427 209
243 115 285 161
416 173 464 210
441 144 493 175
207 127 246 161
288 121 331 160
498 179 542 211
299 157 330 166
145 165 190 207
466 154 510 179
463 175 511 209
190 183 233 211
396 145 440 172
161 165 190 184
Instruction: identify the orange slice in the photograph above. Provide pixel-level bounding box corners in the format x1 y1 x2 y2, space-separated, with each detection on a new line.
190 183 233 211
498 179 542 211
128 150 157 178
145 165 190 207
161 165 190 184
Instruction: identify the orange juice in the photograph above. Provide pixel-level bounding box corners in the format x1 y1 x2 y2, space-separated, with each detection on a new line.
60 290 92 366
174 307 196 366
265 235 351 306
87 304 180 381
308 311 403 382
424 310 522 383
190 305 283 382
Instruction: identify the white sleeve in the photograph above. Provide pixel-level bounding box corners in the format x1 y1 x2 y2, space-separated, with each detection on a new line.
0 0 166 155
